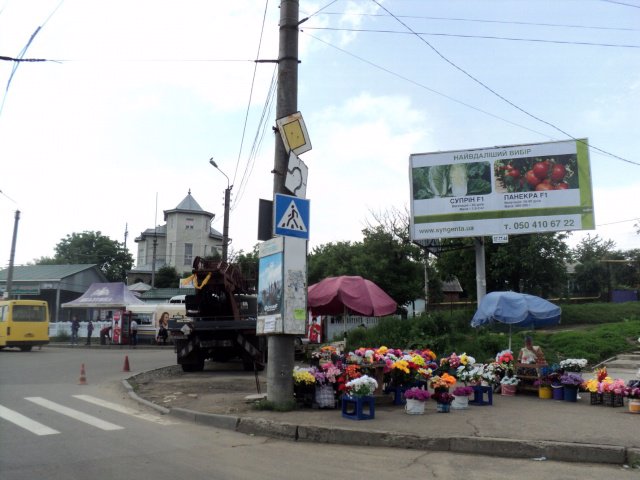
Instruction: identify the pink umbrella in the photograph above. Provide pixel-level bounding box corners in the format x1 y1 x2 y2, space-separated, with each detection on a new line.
307 275 397 316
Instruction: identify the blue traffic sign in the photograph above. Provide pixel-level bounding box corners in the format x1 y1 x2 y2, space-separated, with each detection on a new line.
274 193 310 239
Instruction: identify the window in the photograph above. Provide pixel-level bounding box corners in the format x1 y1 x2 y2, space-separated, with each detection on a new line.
184 243 193 265
185 218 194 230
12 305 47 322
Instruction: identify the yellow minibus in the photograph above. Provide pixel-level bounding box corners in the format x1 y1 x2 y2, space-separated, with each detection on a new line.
0 299 50 351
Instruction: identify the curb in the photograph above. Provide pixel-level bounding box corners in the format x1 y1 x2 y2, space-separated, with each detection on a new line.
121 370 639 467
156 404 632 465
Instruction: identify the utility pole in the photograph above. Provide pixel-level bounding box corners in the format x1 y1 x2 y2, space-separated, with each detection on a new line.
209 158 232 263
267 0 299 407
4 210 20 300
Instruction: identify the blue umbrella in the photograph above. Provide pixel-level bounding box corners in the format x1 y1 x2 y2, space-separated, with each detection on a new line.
470 291 561 350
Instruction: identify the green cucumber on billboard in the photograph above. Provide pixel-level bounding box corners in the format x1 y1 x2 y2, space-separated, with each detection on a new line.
409 139 595 240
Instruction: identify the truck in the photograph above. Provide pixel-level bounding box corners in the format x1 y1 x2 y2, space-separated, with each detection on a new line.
167 256 265 372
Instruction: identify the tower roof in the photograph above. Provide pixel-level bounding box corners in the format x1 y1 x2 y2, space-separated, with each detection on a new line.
163 190 214 220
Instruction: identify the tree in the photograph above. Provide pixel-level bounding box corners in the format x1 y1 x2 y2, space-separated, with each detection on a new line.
155 265 179 288
571 234 616 297
435 233 570 299
39 231 134 282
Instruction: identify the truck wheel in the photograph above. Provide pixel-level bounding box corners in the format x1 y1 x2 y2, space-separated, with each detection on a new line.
182 356 205 372
20 346 33 352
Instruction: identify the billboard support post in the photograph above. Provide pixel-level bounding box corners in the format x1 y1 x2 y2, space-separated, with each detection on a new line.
474 237 487 303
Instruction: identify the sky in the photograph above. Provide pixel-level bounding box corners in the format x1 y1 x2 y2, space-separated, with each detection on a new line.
1 0 639 271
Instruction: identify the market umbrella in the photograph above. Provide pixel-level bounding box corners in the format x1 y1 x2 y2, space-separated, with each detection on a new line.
470 291 561 350
307 276 397 317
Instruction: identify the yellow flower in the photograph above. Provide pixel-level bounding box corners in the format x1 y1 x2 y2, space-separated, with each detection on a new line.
392 359 410 374
376 346 389 355
460 353 468 365
411 354 425 366
584 379 599 393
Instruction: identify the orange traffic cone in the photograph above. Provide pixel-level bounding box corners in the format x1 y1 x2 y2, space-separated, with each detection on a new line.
78 363 87 385
122 355 130 372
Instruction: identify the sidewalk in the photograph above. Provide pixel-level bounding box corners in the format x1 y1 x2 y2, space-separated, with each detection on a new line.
126 360 640 467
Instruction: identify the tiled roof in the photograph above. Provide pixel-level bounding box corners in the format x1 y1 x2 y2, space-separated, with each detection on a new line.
0 264 102 282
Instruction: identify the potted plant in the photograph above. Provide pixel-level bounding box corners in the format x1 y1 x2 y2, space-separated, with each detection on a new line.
432 391 455 412
625 385 640 414
534 374 553 399
293 366 316 407
601 378 626 407
430 373 457 392
559 372 583 402
403 387 431 415
451 385 474 409
500 375 520 396
558 358 588 373
313 363 341 409
342 374 378 420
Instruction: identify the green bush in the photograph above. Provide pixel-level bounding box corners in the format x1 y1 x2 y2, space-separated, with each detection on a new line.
343 302 640 367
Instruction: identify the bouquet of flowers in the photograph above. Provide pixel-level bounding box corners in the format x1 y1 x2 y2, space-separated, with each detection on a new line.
495 349 515 369
430 373 457 391
560 372 584 386
559 358 588 372
452 386 474 397
345 374 378 397
500 375 520 386
440 352 461 371
403 386 431 402
626 386 640 399
293 366 316 387
432 391 455 405
601 378 626 395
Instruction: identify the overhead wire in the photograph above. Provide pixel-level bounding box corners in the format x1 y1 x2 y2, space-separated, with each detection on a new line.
302 31 556 141
600 0 640 8
307 11 639 32
370 0 639 167
302 27 640 49
230 0 271 192
0 0 64 118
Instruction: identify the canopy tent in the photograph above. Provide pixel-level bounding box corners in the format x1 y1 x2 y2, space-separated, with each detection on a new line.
470 291 561 350
307 276 397 317
62 282 144 309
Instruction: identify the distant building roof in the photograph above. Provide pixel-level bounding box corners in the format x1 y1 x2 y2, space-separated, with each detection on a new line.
128 282 153 293
141 287 196 300
442 277 463 293
163 190 214 221
0 264 104 282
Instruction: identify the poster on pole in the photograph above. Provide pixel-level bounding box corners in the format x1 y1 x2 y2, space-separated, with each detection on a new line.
409 139 595 240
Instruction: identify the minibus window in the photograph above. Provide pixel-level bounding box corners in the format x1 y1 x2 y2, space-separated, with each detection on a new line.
12 305 46 322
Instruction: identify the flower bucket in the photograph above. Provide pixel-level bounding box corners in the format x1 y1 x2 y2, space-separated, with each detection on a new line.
602 392 624 408
629 399 640 414
501 384 516 396
551 384 564 401
563 385 578 402
538 386 552 399
436 403 450 413
404 398 425 415
389 386 407 406
315 384 335 409
451 395 469 410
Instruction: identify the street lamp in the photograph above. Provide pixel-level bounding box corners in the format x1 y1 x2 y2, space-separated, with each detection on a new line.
209 158 232 263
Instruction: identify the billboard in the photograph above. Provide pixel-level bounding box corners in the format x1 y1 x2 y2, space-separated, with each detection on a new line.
409 139 595 240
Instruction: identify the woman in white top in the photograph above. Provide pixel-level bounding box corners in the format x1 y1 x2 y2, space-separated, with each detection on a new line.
518 335 546 364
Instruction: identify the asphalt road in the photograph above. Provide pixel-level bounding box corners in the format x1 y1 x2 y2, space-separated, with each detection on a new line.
0 347 636 479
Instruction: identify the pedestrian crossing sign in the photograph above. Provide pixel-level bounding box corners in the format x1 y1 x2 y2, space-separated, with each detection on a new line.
274 193 310 239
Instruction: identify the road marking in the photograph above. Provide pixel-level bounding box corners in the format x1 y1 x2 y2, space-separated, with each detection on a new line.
0 404 60 436
73 395 177 425
25 397 124 431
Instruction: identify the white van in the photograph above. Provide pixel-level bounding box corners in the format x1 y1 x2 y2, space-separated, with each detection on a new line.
125 303 186 343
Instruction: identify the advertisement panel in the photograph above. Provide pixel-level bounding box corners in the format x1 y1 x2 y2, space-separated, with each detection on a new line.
409 139 595 240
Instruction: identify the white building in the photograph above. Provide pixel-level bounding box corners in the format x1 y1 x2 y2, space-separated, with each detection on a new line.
128 191 223 284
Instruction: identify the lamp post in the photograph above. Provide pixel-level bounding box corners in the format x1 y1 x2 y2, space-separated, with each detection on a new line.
209 158 232 263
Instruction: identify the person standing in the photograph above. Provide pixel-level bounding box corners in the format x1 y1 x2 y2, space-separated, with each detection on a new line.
85 319 94 345
130 318 138 347
70 316 80 346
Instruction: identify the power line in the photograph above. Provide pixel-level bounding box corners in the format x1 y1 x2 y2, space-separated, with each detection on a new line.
303 32 557 141
600 0 640 8
371 0 639 167
302 27 640 49
306 11 639 32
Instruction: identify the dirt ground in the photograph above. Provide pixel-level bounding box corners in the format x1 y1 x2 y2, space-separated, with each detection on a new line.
128 361 267 415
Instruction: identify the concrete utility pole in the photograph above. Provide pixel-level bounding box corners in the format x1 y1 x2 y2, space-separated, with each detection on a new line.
268 0 299 407
209 158 232 263
4 210 20 300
